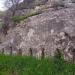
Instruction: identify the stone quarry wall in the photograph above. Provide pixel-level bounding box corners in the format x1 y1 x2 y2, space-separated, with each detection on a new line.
0 0 75 61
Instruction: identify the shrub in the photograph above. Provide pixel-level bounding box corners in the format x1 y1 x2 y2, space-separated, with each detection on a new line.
11 11 41 22
11 16 25 23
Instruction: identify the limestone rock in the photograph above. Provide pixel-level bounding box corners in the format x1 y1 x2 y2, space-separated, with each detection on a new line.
0 1 75 60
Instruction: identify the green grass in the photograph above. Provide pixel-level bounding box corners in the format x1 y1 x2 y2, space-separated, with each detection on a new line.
11 11 41 23
0 54 75 75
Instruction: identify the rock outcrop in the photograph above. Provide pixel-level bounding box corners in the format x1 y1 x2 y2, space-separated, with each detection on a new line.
0 0 75 60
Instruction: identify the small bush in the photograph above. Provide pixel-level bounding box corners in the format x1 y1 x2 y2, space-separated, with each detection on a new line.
11 16 25 23
11 11 41 22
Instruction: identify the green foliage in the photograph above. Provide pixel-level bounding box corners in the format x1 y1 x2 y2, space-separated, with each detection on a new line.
0 54 75 75
0 21 4 29
11 16 25 23
11 11 41 23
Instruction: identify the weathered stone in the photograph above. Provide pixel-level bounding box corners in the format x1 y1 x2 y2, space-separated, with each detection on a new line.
0 1 75 60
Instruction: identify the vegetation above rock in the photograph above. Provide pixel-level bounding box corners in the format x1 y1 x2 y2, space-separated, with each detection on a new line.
11 11 41 22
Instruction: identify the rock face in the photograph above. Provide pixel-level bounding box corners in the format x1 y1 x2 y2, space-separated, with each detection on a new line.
0 0 75 60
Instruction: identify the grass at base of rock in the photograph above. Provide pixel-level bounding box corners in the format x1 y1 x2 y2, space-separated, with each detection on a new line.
0 54 75 75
